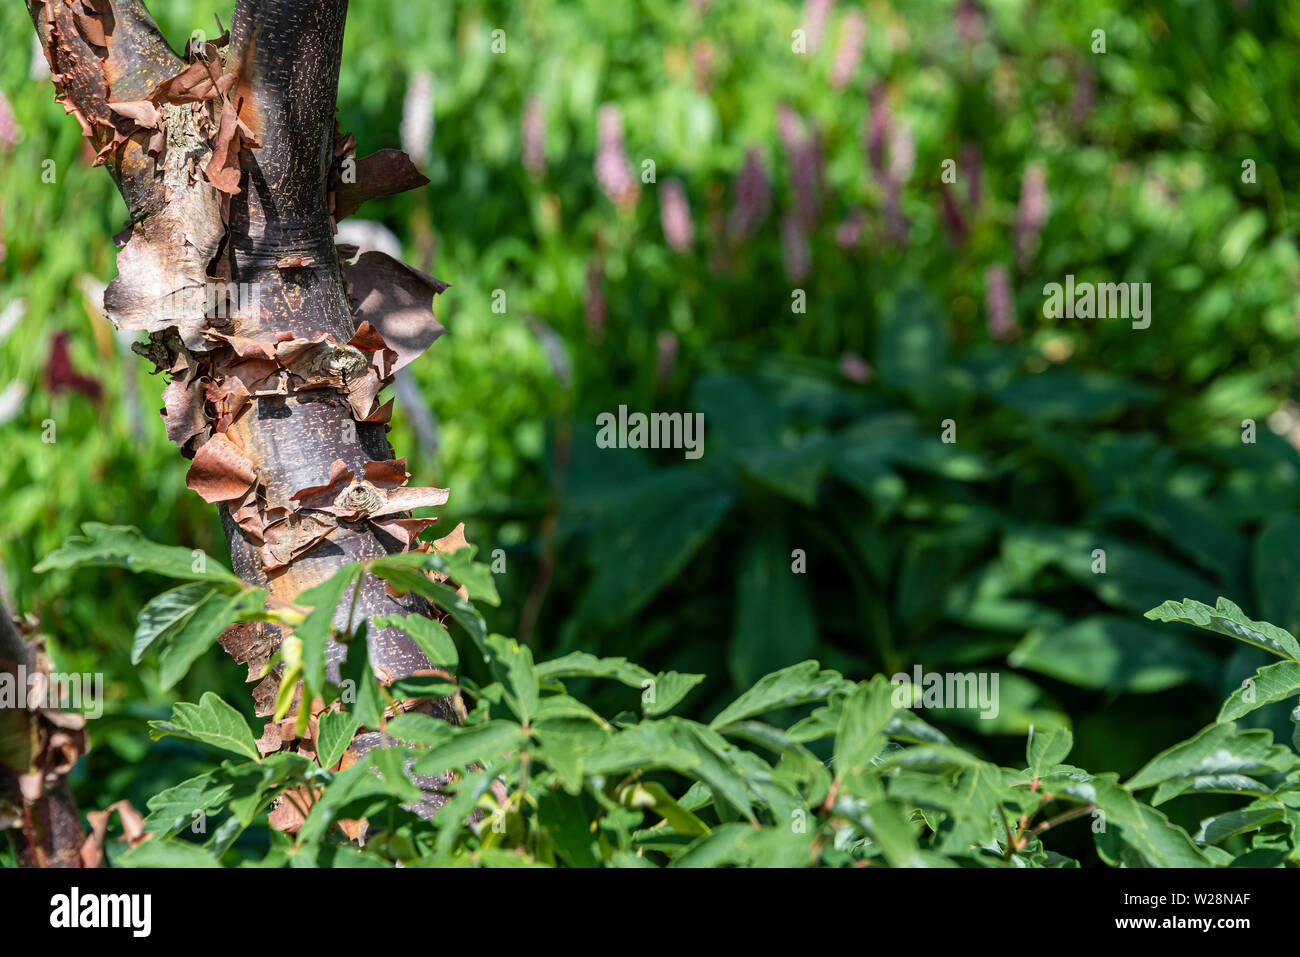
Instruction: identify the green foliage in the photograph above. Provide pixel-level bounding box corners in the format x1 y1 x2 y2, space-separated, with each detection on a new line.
7 0 1300 866
42 527 1300 867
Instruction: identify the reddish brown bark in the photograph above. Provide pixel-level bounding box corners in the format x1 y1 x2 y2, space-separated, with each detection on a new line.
22 0 460 823
0 611 87 866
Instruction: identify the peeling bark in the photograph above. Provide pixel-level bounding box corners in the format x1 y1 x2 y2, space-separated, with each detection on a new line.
0 611 88 867
25 0 460 820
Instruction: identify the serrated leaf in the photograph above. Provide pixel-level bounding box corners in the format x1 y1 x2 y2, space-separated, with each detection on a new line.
645 671 705 716
339 620 386 730
584 719 756 822
534 652 700 716
118 839 222 868
373 613 458 670
35 523 242 584
1145 597 1300 661
294 564 363 700
1195 807 1285 846
1027 725 1074 778
316 710 361 769
143 772 232 837
831 794 925 867
370 561 489 659
833 676 895 789
156 588 265 690
485 634 538 724
537 651 652 686
1218 660 1300 722
1089 776 1212 867
410 720 528 777
710 661 850 729
148 693 261 761
439 548 501 606
132 580 229 665
1126 722 1299 792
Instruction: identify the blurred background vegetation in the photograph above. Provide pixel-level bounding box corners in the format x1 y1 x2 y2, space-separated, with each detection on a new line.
3 0 1300 863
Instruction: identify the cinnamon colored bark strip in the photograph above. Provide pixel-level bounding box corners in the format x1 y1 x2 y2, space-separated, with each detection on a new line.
333 148 431 221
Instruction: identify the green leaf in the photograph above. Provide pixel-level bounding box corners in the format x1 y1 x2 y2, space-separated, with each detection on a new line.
1126 723 1299 793
432 770 500 857
439 548 501 606
386 713 456 746
537 652 651 686
339 621 386 730
1218 660 1300 722
143 772 232 838
737 437 834 507
671 822 813 867
222 752 312 826
35 523 241 584
148 693 261 762
1195 808 1286 846
728 530 819 688
534 652 701 716
831 794 925 867
534 718 612 793
834 677 895 790
1027 725 1074 778
410 720 528 777
389 675 458 699
297 759 393 845
575 467 735 626
118 839 222 868
156 588 265 690
710 661 850 729
316 710 361 769
670 722 757 822
1145 597 1300 661
370 562 489 659
1010 616 1214 693
994 369 1156 423
1004 527 1218 616
132 580 229 665
1090 776 1211 867
584 719 756 822
369 548 501 607
618 780 710 837
368 746 423 802
373 613 458 670
485 634 539 724
294 564 363 700
645 671 705 716
537 789 601 867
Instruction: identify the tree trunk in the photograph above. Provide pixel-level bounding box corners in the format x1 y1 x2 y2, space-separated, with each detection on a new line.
1 610 88 866
22 0 459 830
